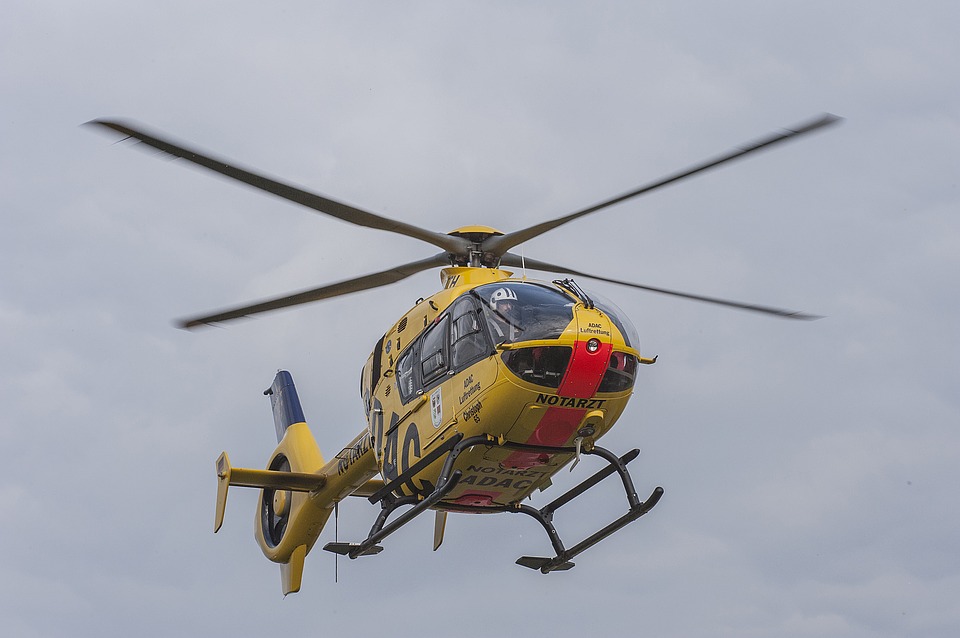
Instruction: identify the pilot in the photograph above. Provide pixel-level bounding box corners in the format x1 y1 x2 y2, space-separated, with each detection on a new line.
488 287 521 343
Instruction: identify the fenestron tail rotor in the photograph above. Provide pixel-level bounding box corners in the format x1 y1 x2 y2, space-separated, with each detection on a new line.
90 113 840 327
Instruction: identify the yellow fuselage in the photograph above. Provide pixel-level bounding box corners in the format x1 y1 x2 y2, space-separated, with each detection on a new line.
354 267 644 508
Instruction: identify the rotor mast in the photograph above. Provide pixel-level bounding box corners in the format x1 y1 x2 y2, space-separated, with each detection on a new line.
447 226 505 268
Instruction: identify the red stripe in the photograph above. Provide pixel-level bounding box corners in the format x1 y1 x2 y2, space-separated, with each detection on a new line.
450 492 498 508
502 406 586 470
500 341 610 470
528 406 586 446
558 340 612 398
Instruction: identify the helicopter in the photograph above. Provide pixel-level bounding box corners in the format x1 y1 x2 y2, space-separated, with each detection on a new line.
90 113 839 595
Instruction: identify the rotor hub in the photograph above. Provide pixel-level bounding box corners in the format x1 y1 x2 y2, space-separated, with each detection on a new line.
447 226 504 268
273 490 289 516
447 225 504 243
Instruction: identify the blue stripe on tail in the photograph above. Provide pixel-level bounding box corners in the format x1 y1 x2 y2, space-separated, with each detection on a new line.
264 370 306 443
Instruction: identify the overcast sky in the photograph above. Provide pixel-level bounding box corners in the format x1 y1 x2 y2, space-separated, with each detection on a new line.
2 2 958 637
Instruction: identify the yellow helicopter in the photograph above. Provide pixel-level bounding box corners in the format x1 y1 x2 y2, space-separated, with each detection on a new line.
90 113 839 595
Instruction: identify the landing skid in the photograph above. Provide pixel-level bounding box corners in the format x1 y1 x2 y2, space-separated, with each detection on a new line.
322 433 663 571
510 447 663 573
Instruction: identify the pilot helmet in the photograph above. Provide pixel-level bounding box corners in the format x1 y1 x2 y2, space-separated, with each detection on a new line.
490 287 518 306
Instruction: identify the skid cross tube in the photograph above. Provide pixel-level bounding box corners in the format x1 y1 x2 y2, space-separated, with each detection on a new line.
544 448 641 519
324 435 662 571
513 445 663 573
323 433 492 559
367 433 463 504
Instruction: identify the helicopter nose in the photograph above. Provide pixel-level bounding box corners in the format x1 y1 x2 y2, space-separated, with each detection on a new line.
499 324 612 471
557 324 612 399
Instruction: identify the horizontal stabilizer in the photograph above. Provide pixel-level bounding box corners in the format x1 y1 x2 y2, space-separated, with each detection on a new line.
215 451 326 532
228 467 327 492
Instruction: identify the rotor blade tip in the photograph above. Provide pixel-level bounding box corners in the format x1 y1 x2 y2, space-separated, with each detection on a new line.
84 118 140 142
791 113 844 135
174 317 218 331
84 118 121 134
787 311 825 321
86 117 118 129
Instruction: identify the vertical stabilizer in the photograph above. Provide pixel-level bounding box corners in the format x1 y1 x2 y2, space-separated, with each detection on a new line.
265 371 306 443
280 545 307 595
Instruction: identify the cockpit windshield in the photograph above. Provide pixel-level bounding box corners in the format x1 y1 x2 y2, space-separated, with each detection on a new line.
472 282 575 344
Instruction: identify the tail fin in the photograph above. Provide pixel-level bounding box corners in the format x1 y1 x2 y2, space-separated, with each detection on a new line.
280 545 307 596
265 370 305 443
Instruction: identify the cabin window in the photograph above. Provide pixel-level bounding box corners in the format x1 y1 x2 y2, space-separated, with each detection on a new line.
450 297 491 369
393 296 494 404
420 316 450 385
360 366 370 417
396 347 418 403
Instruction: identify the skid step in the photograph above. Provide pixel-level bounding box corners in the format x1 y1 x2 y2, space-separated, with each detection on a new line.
323 542 383 557
516 556 575 572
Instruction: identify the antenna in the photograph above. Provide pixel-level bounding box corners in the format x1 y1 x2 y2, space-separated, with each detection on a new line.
334 501 339 584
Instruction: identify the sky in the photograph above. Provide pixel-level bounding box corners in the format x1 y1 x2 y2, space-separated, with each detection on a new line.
2 1 958 636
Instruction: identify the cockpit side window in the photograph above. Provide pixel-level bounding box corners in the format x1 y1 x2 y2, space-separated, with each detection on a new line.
392 290 511 404
420 316 450 386
450 296 491 369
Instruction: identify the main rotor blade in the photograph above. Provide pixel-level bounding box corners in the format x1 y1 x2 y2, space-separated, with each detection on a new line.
500 253 820 320
88 119 466 255
178 253 450 329
485 113 841 257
